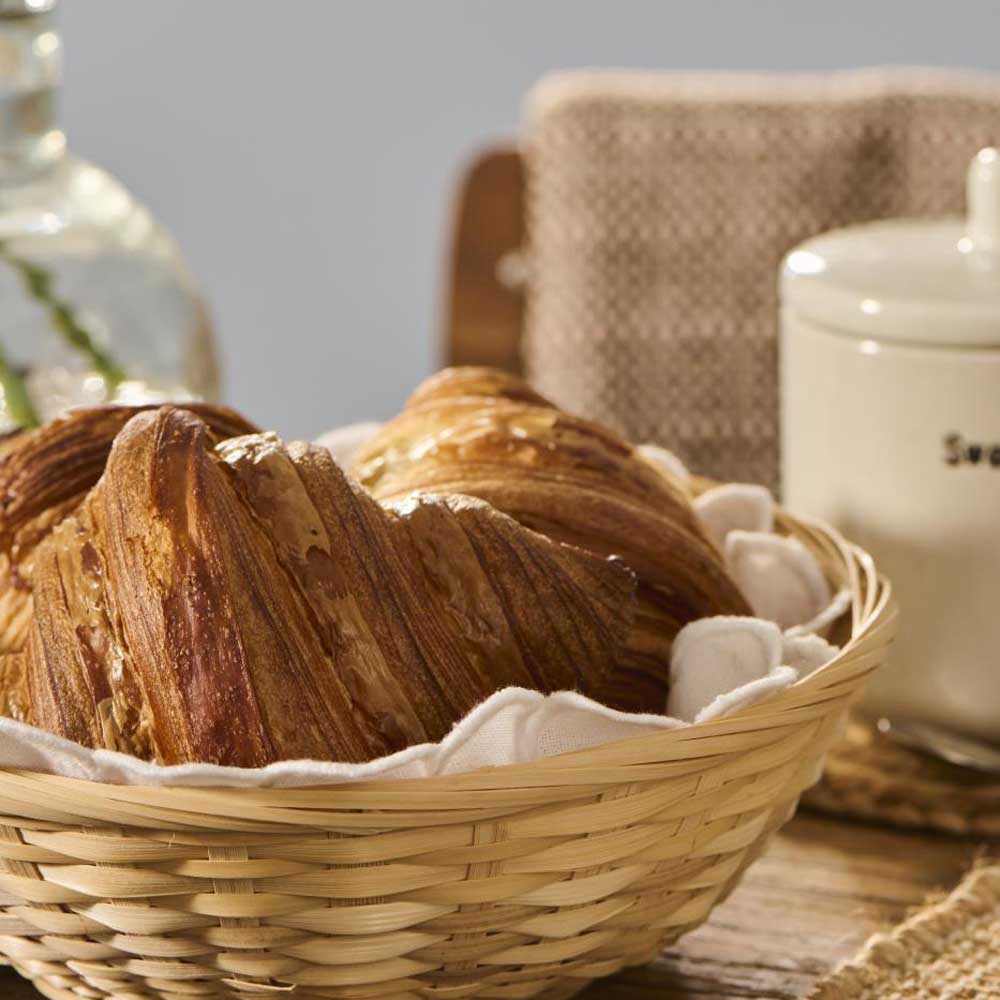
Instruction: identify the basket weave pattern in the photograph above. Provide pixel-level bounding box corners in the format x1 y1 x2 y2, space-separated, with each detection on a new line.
0 513 894 1000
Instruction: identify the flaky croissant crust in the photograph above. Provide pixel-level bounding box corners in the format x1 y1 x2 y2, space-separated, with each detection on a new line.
0 403 258 659
0 368 750 765
353 368 750 710
1 405 637 766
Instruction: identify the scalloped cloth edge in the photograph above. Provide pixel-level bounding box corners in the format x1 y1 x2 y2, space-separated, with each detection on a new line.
809 862 1000 999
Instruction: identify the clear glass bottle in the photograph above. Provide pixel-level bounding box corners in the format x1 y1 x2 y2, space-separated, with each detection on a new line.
0 0 218 430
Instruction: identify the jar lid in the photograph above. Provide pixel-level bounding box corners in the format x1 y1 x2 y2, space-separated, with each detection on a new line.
0 0 57 16
782 148 1000 348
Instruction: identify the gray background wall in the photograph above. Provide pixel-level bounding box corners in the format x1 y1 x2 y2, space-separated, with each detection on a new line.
61 1 1000 439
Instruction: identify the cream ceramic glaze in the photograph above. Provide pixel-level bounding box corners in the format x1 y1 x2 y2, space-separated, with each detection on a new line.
781 148 1000 746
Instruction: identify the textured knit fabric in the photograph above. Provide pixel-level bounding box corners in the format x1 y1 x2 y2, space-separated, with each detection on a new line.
524 69 1000 492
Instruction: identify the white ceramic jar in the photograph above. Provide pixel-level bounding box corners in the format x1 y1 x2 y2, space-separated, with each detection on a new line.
781 149 1000 747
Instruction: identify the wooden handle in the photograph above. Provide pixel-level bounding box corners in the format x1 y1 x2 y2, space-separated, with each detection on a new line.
443 145 525 373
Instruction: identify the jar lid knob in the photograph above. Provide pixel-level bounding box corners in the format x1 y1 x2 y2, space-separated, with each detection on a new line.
967 147 1000 253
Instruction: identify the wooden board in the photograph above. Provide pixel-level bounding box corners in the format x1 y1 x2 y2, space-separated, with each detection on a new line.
0 810 977 999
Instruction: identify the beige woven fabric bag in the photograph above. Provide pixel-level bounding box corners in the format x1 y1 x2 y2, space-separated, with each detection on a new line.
524 68 1000 492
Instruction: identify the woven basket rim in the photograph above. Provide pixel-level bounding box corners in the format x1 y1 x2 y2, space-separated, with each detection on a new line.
0 505 895 809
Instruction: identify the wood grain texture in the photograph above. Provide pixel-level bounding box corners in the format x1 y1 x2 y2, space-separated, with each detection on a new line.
444 146 525 373
0 811 975 999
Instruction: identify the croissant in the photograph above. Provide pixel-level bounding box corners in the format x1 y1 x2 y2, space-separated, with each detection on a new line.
353 367 750 710
0 403 258 657
0 406 637 766
0 369 749 765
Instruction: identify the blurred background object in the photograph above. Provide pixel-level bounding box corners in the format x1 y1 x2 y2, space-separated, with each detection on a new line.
782 148 1000 748
519 69 1000 490
0 0 216 430
57 1 1000 439
445 147 524 376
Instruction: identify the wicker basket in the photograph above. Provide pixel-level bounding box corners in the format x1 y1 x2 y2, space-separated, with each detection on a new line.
0 507 895 1000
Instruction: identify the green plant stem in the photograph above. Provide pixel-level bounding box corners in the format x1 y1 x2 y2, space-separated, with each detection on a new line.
1 246 127 391
0 343 40 429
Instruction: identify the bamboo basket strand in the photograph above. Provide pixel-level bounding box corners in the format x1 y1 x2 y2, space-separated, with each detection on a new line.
0 508 896 1000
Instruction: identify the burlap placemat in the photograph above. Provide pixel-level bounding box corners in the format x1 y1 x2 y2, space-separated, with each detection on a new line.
809 862 1000 999
805 717 1000 837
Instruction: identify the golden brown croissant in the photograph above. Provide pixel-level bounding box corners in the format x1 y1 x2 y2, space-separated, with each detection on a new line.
0 404 258 658
0 370 749 764
2 406 637 766
353 367 750 710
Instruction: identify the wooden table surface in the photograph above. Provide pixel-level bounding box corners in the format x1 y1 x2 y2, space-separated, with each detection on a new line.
0 810 978 1000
